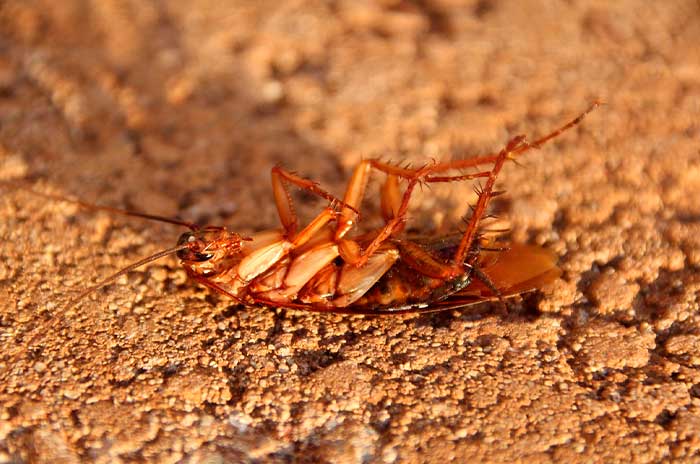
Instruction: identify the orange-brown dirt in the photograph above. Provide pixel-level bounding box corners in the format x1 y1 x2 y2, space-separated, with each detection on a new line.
1 1 700 462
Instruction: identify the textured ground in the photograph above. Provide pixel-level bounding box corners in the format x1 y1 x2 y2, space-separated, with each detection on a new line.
1 1 700 463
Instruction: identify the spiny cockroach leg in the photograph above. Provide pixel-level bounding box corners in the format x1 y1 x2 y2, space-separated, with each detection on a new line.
395 240 457 280
339 160 497 268
427 101 602 174
336 159 437 239
337 163 430 264
271 166 354 240
336 141 557 251
424 171 491 183
470 263 504 302
527 101 602 149
451 137 522 271
337 156 478 234
449 103 600 270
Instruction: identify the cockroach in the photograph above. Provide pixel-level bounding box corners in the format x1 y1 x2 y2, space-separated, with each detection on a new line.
7 103 599 314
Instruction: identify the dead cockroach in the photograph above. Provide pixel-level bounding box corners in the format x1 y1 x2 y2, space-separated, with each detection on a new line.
9 103 599 314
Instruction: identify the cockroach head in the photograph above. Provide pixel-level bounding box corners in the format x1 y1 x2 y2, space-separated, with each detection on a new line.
176 226 247 264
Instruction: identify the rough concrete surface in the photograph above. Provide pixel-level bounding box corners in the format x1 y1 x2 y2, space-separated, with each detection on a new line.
1 1 699 463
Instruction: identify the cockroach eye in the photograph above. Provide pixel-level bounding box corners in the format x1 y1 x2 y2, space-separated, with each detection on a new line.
176 232 214 262
177 232 195 246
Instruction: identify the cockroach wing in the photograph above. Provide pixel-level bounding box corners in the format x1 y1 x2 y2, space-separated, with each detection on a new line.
458 243 561 299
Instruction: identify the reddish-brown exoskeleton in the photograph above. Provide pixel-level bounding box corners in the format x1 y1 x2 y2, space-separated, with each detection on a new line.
14 103 599 314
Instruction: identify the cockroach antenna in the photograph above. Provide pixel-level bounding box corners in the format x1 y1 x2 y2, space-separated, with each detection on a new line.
64 243 191 310
2 181 199 230
1 181 202 310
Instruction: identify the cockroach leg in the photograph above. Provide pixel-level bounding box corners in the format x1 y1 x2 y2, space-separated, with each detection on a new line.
376 163 490 221
341 165 432 266
451 137 522 270
380 174 401 222
335 161 371 239
338 160 497 268
335 159 433 239
282 242 339 294
395 239 457 279
271 166 299 237
469 263 505 304
424 171 491 183
270 166 355 239
449 102 601 271
339 102 600 276
365 165 502 270
186 268 247 305
235 240 294 284
526 100 602 150
289 207 338 248
426 101 602 174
